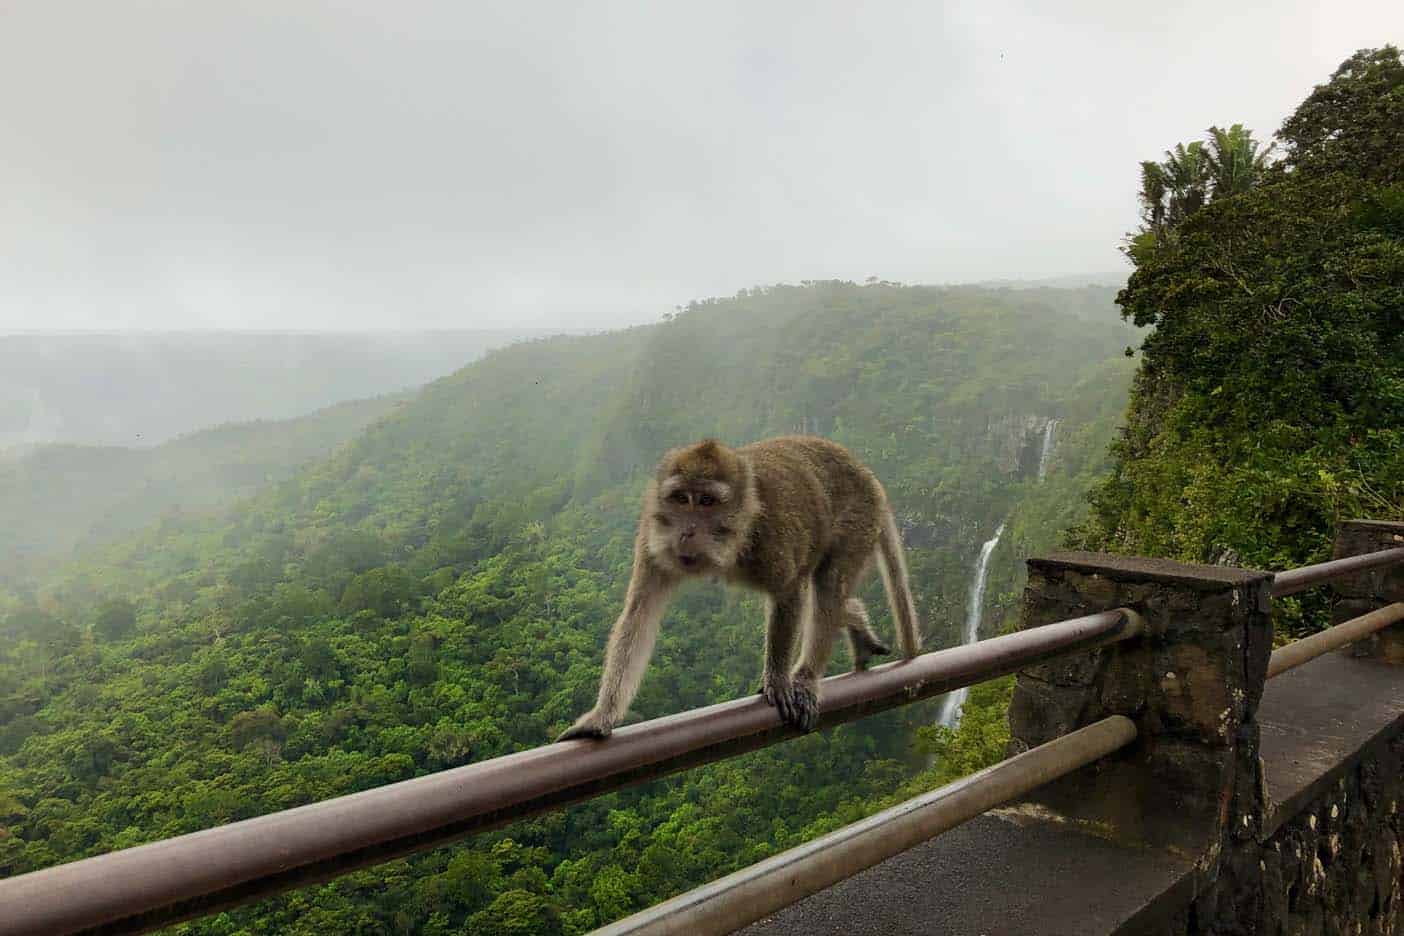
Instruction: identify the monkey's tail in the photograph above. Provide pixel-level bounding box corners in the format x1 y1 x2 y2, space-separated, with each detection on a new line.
876 506 922 658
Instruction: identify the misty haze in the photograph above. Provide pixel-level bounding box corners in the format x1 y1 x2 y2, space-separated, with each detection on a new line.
1 4 1401 935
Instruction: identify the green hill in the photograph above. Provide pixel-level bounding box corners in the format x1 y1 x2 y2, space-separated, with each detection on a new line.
0 394 410 578
0 282 1136 934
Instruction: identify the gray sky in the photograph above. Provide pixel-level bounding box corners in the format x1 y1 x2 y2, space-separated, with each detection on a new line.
1 1 1399 331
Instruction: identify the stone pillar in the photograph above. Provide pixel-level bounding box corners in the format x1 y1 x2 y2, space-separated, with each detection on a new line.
1329 519 1404 664
1007 552 1273 859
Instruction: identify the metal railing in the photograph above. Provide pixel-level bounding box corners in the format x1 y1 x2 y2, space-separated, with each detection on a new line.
0 608 1143 936
4 544 1402 936
1268 547 1404 597
1265 545 1404 676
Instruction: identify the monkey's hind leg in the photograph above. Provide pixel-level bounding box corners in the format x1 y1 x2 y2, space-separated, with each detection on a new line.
844 598 891 672
790 560 865 732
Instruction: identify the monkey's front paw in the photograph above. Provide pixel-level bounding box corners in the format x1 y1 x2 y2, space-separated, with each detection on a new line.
557 713 613 742
787 674 820 732
759 674 786 705
762 672 819 732
759 672 798 723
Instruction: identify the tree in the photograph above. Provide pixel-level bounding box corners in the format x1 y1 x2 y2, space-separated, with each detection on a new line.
1134 140 1213 234
465 890 563 936
230 707 286 751
1204 124 1274 199
407 633 439 687
194 655 230 695
1135 125 1273 247
93 598 137 641
338 566 419 618
1278 45 1404 183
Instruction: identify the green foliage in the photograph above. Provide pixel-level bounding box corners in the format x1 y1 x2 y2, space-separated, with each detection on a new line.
339 566 421 618
93 598 137 641
1204 123 1275 199
913 677 1015 786
1074 46 1404 638
1278 45 1404 184
0 394 406 582
1138 140 1209 233
1134 125 1273 250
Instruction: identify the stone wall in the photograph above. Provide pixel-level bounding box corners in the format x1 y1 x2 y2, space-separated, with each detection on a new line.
1007 536 1404 935
1331 519 1404 663
1007 552 1273 855
1170 732 1403 935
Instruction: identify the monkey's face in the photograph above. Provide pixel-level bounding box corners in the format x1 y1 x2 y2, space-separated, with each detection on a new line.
649 477 744 575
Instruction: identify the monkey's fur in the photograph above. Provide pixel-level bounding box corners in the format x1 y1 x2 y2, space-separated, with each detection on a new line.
559 435 921 739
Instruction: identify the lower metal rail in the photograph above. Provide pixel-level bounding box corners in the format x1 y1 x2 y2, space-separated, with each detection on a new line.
592 715 1139 936
1266 602 1404 679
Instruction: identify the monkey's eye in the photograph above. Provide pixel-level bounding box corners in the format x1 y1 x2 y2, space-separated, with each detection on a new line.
655 513 672 527
715 526 733 538
698 493 716 507
669 490 689 505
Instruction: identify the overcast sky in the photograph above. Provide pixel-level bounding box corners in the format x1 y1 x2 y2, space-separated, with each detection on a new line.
1 1 1399 331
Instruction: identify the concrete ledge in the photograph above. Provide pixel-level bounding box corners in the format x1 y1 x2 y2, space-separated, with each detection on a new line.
1257 650 1404 838
1031 551 1274 590
737 811 1196 936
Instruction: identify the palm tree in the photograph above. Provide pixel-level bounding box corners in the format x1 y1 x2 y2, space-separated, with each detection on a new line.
1138 160 1168 231
1204 124 1274 200
1161 141 1210 225
1137 141 1209 235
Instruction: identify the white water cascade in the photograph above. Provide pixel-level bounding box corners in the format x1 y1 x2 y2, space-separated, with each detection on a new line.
1036 418 1059 481
934 418 1057 729
936 521 1006 727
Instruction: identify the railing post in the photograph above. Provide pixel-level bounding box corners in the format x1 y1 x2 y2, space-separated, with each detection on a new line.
1005 552 1273 861
1329 519 1404 663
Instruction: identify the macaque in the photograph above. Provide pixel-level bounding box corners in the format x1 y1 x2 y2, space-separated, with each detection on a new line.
559 435 921 738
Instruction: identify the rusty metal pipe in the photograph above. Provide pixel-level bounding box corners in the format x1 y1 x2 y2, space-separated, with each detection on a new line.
592 715 1139 936
0 608 1139 936
1269 548 1404 598
1266 602 1404 679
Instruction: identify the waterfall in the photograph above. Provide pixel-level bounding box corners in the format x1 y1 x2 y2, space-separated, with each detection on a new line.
1036 419 1059 482
933 418 1054 730
936 521 1005 727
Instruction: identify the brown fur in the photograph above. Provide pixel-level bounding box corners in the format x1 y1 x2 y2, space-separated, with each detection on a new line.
558 435 922 739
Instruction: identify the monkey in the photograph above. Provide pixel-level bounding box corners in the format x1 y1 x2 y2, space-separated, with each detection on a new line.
558 435 921 740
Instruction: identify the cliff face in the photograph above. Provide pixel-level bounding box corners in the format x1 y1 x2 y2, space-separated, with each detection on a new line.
985 413 1058 478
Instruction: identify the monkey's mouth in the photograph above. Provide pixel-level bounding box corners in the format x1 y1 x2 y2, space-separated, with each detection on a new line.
678 554 702 570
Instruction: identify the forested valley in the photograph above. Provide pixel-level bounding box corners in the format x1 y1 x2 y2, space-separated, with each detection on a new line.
3 43 1402 936
0 281 1135 934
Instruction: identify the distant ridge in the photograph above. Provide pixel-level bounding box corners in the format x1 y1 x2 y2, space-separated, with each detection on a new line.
0 393 408 572
0 329 554 449
967 272 1128 289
